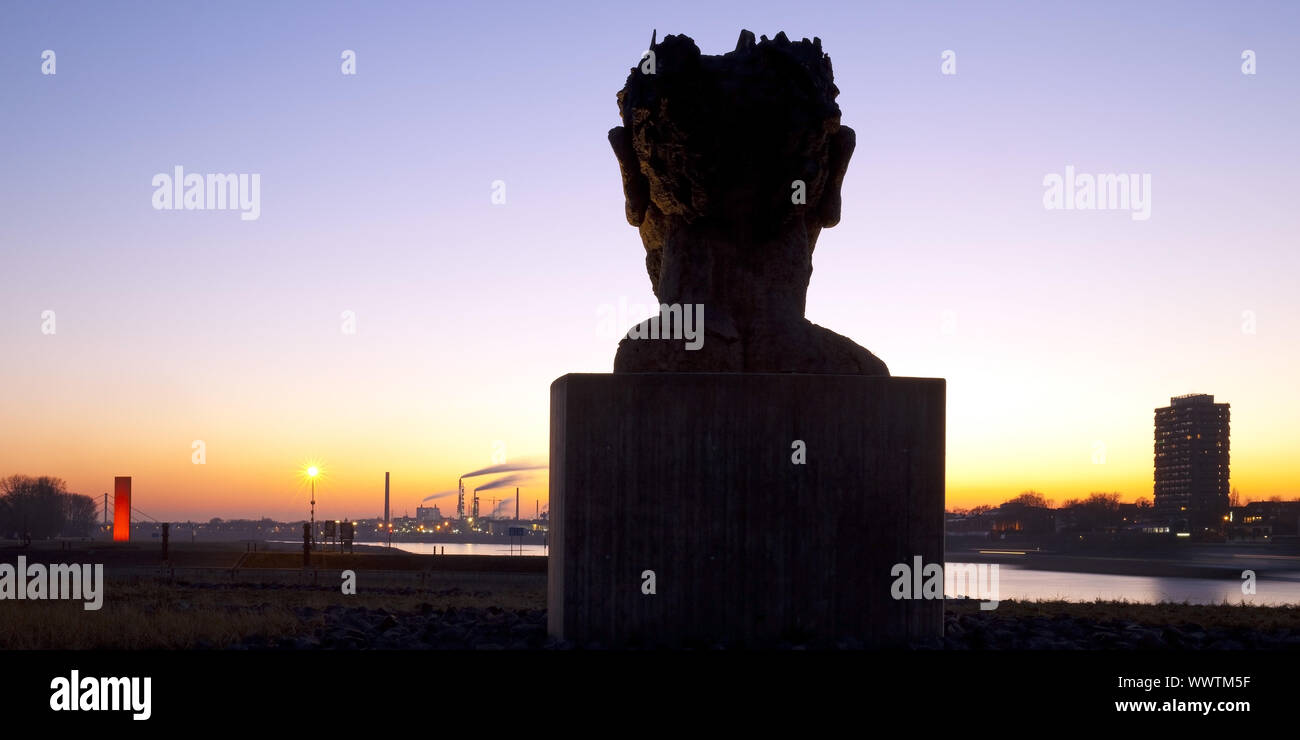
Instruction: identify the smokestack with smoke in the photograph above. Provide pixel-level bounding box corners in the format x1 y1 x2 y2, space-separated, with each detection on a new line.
460 460 547 479
490 497 514 518
472 473 528 493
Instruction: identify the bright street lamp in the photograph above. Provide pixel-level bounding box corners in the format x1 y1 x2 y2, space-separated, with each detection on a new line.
306 465 321 550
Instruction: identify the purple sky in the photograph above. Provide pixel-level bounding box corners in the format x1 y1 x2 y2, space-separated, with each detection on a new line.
2 1 1297 518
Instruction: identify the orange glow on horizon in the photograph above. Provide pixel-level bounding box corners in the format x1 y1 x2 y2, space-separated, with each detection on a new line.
1 383 1293 520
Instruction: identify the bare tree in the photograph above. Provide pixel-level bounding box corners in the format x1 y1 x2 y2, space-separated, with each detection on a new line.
0 475 72 539
1006 491 1053 509
1057 492 1125 531
61 493 98 537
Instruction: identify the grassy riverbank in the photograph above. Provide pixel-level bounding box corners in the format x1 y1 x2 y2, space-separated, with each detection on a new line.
3 540 1297 649
0 580 545 649
3 573 1298 649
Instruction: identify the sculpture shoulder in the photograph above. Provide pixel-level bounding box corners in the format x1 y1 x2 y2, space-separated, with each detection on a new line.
805 322 890 376
613 319 744 372
613 317 888 376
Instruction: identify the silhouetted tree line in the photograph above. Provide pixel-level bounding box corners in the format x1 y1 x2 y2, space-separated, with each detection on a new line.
1002 490 1052 507
951 491 1159 536
0 475 99 539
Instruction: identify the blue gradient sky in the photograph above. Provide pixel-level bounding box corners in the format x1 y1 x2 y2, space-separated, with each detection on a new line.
2 1 1297 519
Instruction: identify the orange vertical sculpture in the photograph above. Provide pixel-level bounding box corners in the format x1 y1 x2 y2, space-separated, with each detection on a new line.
113 476 131 542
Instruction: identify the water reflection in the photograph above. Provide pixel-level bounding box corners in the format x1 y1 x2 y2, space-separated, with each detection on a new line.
949 563 1300 606
360 541 547 557
358 547 1300 605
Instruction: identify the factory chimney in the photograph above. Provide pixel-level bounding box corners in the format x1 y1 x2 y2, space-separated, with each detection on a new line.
383 472 390 546
515 487 520 520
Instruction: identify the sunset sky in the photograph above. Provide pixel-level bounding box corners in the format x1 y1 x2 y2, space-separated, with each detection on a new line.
2 1 1297 520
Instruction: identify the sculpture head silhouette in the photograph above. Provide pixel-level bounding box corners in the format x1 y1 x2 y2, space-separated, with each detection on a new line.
609 30 887 375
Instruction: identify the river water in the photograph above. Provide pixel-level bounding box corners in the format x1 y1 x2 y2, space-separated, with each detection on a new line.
365 543 1300 605
945 563 1300 606
358 541 547 557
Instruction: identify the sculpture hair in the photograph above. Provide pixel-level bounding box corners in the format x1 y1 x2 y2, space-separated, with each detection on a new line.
613 30 845 233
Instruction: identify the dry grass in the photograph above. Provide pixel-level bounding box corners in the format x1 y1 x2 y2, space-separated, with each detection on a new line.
236 551 544 572
6 582 1295 649
0 579 544 649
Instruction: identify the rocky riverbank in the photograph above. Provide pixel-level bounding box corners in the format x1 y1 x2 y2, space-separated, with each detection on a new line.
933 610 1300 650
256 604 551 650
6 574 1297 650
221 601 1300 650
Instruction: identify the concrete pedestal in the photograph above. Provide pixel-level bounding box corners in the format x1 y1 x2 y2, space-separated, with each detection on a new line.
547 373 945 647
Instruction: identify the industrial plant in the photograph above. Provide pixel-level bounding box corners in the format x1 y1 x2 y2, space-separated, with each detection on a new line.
371 469 549 544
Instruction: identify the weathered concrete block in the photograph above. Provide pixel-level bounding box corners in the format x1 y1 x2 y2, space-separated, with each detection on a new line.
548 373 945 647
